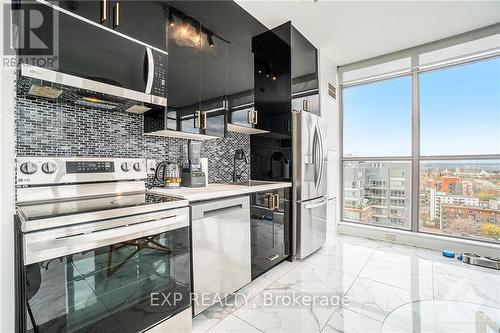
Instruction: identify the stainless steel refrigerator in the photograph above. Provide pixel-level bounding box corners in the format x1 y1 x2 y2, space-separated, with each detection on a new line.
292 111 328 259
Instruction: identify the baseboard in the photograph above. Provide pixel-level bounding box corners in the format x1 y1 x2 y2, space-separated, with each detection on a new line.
337 221 500 258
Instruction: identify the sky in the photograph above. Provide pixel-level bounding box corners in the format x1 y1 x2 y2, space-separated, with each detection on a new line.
343 57 500 157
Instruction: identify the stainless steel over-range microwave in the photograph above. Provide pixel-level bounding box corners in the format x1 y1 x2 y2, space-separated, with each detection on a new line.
16 0 167 112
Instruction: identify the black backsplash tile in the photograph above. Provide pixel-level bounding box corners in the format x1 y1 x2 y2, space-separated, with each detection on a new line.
15 94 250 184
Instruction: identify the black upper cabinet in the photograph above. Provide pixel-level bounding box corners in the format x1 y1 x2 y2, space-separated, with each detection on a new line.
291 25 319 95
48 0 167 50
110 1 167 50
200 30 227 138
145 5 226 138
252 25 292 136
168 12 201 135
227 42 256 129
252 22 319 135
170 1 267 134
47 0 102 23
290 25 319 116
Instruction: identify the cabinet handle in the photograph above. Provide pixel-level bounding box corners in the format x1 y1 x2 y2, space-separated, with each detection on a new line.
202 112 207 130
113 2 120 28
253 110 258 125
248 109 253 124
303 99 308 112
195 111 201 128
268 194 275 210
274 194 280 210
100 0 107 23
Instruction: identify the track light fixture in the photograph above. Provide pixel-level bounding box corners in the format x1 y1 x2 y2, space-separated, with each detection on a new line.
168 11 174 27
207 33 214 47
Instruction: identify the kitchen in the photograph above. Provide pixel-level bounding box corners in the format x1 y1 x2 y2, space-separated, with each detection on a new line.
8 0 329 332
2 1 499 333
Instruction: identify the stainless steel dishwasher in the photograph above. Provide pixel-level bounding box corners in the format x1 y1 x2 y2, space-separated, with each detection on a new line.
191 196 251 315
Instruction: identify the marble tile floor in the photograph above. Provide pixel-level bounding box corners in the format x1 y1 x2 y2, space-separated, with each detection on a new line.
192 234 500 333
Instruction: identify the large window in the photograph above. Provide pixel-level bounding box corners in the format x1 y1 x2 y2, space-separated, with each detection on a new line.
342 77 412 229
420 59 500 156
343 77 412 157
340 32 500 243
417 58 500 242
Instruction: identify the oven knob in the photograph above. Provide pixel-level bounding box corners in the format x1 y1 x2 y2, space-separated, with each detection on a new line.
20 162 37 175
133 162 141 172
121 162 130 172
41 162 57 174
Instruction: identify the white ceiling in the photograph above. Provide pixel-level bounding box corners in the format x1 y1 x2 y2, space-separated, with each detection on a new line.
236 0 500 66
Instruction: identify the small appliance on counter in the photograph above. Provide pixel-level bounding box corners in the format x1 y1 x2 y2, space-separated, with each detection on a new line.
181 140 206 187
269 151 290 179
155 161 181 188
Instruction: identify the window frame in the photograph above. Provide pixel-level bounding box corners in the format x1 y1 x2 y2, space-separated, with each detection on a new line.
339 24 500 242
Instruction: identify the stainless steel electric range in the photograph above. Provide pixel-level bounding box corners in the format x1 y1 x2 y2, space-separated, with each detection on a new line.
15 157 192 333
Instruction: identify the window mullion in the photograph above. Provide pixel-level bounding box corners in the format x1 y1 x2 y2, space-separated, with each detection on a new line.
411 56 420 233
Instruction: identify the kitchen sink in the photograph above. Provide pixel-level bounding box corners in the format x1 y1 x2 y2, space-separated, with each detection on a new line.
230 180 274 186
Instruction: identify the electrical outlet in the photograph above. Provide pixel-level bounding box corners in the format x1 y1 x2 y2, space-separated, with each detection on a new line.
146 159 157 175
385 234 396 242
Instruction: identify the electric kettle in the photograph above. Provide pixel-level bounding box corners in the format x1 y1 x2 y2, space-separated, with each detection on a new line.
155 161 181 188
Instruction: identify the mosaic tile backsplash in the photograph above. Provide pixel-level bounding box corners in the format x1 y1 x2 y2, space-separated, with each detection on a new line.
15 94 250 184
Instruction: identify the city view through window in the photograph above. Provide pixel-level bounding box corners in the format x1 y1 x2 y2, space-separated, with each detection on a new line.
420 161 500 242
342 57 499 243
343 161 411 230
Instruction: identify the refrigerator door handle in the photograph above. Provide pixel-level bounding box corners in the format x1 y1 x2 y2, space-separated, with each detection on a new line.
304 197 328 209
316 123 325 190
312 125 317 186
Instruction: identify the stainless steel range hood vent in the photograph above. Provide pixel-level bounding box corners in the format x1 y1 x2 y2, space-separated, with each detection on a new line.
19 64 164 114
74 96 120 110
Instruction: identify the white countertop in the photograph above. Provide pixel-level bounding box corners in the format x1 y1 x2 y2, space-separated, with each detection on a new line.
149 181 292 202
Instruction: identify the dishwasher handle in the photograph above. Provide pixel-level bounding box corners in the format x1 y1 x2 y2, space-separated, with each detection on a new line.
203 204 243 218
191 196 249 220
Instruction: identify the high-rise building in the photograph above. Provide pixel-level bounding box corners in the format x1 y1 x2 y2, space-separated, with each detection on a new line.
441 204 500 238
430 189 480 229
343 161 411 228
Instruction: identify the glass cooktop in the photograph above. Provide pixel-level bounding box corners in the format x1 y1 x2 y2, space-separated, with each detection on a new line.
17 192 181 221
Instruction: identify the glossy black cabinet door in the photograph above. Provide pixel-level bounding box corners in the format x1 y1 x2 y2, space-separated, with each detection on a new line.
47 0 104 24
250 188 289 280
110 1 168 50
291 25 319 95
292 94 319 116
167 10 201 134
252 26 291 136
200 32 227 137
228 42 255 128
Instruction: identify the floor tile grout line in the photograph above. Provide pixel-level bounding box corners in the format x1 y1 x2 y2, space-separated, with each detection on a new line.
228 312 266 333
352 275 434 299
218 263 297 314
317 246 378 332
431 251 436 300
193 305 232 333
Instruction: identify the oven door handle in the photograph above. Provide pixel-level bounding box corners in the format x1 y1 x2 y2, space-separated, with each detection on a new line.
24 213 188 265
145 47 154 94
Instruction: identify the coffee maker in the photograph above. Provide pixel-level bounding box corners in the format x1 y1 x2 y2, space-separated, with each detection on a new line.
181 140 206 187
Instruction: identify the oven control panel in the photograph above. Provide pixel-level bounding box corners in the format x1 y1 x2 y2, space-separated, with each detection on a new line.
66 161 115 173
16 157 147 186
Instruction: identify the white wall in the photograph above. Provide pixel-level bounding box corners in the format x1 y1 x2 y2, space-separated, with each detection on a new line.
318 50 339 240
0 0 16 329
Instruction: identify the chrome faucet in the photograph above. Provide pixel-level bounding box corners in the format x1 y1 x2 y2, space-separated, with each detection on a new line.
233 149 249 182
